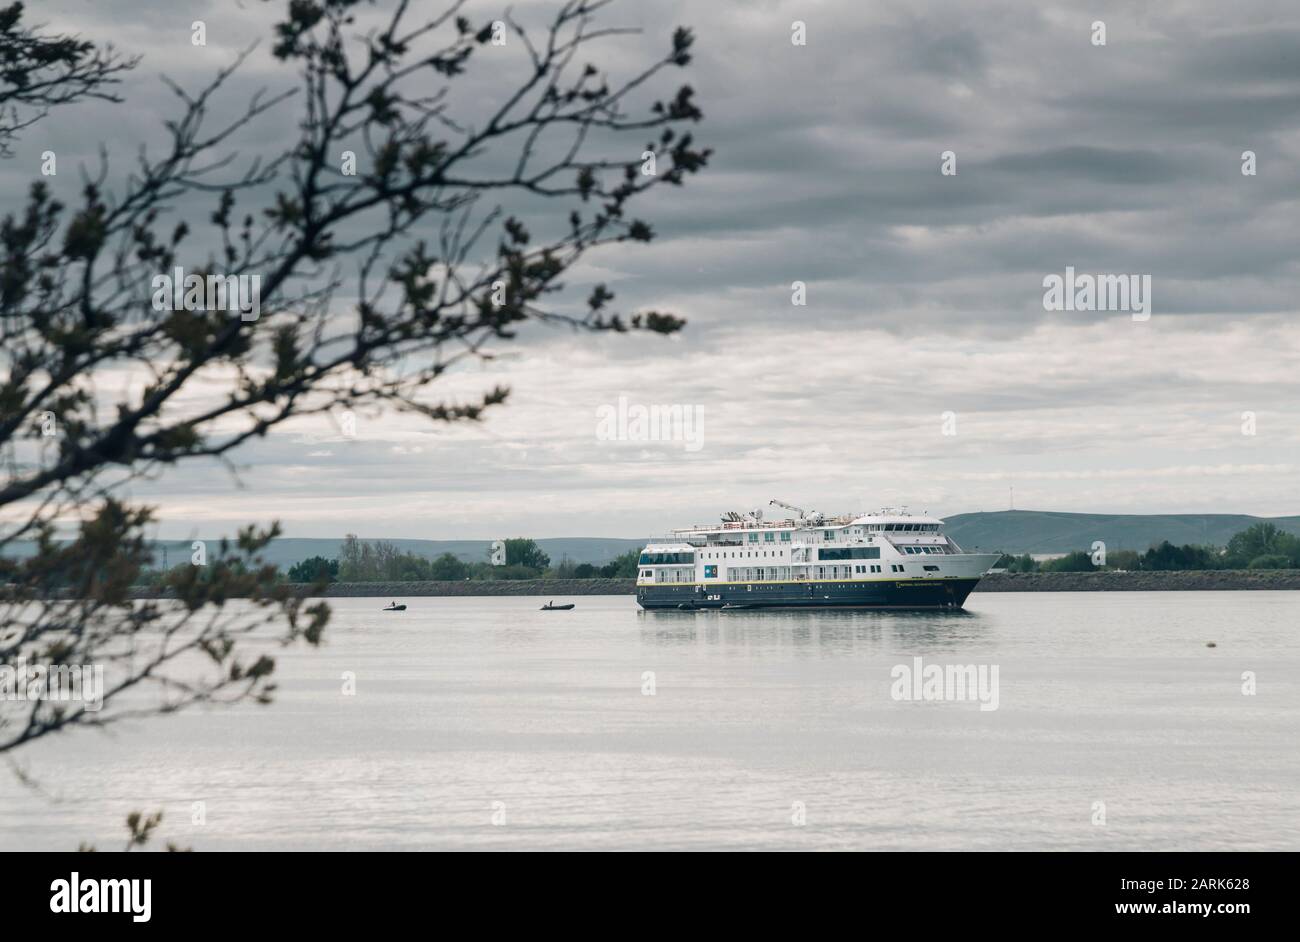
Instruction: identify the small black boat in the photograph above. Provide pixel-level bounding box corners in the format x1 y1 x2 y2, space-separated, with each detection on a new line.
382 603 407 612
540 601 575 611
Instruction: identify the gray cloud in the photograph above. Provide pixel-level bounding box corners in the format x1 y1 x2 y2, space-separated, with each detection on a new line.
8 0 1300 539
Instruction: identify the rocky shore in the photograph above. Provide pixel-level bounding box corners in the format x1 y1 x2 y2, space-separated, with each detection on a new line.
293 569 1300 597
975 569 1300 591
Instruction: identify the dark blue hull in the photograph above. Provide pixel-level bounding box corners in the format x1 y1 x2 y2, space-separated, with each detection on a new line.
636 578 981 611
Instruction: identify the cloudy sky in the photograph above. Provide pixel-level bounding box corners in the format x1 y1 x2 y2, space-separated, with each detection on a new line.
9 0 1300 540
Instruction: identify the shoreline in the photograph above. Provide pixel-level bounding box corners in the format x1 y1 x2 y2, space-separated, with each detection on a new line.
255 570 1300 598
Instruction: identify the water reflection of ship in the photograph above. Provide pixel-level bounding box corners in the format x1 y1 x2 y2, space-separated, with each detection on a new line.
640 607 985 652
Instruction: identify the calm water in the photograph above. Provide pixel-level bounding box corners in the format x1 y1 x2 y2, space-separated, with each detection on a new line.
3 592 1298 851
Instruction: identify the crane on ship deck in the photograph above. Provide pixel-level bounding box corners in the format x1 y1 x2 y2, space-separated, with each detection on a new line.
769 499 825 526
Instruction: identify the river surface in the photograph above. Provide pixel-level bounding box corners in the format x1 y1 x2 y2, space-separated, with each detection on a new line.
3 592 1297 850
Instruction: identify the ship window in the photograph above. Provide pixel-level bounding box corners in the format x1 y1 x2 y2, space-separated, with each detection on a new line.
781 532 791 541
924 565 940 571
820 547 880 561
748 533 759 542
638 552 695 565
764 532 774 542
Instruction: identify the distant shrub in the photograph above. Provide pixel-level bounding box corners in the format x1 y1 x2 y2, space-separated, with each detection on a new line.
287 556 339 583
1104 549 1141 571
1003 553 1039 573
429 553 469 581
1139 541 1222 571
1040 551 1096 572
597 549 641 579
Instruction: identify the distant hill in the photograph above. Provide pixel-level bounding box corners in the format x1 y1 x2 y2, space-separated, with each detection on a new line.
940 510 1300 554
5 512 1298 568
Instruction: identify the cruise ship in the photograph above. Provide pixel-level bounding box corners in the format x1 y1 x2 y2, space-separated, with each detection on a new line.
636 500 1000 611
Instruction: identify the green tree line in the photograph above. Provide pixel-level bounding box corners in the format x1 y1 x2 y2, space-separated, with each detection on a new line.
282 536 642 584
995 523 1300 573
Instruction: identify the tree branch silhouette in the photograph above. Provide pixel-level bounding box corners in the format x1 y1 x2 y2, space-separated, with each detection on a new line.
0 0 709 756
